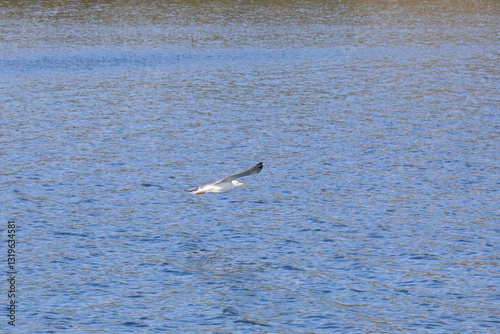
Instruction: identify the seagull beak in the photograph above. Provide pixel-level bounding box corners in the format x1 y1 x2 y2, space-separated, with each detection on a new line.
240 183 245 186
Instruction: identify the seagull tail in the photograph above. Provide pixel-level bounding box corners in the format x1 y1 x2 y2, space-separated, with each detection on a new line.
185 187 198 193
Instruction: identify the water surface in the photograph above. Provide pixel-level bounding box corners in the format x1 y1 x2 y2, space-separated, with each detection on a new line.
1 1 499 333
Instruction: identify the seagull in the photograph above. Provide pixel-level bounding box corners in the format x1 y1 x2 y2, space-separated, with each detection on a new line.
186 162 263 194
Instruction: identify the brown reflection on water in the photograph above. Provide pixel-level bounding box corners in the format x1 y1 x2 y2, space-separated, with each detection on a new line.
1 0 498 54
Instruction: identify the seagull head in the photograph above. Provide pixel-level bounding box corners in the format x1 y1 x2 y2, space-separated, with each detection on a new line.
232 180 245 187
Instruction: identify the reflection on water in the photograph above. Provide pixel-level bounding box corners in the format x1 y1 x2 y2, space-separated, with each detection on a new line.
1 1 499 333
2 0 499 54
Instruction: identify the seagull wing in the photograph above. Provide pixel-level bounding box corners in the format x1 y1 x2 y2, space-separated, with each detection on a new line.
217 162 263 183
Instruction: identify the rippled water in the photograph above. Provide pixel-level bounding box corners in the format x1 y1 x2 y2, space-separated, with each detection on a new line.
1 1 499 333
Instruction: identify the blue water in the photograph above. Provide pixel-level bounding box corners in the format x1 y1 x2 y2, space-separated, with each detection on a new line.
1 1 499 333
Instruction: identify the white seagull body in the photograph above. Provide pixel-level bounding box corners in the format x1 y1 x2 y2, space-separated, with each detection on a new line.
186 162 263 194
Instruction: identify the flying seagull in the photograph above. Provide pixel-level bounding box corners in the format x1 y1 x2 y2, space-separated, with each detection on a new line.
186 162 263 194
